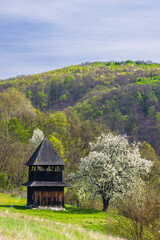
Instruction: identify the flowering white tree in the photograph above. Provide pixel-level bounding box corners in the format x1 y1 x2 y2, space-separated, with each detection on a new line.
75 133 153 211
29 128 44 146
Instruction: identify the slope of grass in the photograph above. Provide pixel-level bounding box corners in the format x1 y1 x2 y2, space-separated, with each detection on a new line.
0 193 126 240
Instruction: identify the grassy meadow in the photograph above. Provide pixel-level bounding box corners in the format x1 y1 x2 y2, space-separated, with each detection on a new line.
0 192 127 240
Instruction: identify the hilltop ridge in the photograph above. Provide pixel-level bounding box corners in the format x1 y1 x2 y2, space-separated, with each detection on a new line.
1 60 160 155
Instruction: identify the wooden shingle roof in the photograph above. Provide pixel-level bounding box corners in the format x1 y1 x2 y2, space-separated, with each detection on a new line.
25 137 65 166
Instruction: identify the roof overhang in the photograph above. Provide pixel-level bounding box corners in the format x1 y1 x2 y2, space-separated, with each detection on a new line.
22 181 69 187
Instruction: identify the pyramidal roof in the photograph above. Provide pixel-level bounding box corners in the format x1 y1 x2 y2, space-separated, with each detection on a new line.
25 137 65 166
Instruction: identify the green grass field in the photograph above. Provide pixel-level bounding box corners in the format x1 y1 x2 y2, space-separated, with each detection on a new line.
0 193 127 240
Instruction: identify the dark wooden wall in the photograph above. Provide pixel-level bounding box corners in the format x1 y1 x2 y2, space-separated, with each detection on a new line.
29 171 62 182
27 187 64 208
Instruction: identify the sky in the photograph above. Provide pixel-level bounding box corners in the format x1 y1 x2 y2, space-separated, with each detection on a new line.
0 0 160 79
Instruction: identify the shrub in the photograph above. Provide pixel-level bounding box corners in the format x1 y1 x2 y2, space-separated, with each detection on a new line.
117 182 160 240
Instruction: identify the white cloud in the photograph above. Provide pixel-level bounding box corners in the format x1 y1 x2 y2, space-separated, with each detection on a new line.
0 0 78 23
0 0 160 78
0 0 157 24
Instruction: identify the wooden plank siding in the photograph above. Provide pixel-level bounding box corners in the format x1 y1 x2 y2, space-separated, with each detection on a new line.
27 187 64 208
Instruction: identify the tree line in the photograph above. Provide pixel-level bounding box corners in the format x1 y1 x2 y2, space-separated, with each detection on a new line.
0 89 105 189
1 61 160 155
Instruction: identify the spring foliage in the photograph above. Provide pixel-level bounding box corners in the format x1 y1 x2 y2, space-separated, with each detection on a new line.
118 182 160 240
1 61 160 155
75 134 153 210
29 128 44 146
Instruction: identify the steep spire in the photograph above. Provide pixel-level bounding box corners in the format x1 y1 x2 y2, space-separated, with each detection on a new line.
25 136 65 166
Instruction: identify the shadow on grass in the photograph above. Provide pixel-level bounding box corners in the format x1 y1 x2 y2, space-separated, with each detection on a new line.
0 205 29 210
0 204 103 214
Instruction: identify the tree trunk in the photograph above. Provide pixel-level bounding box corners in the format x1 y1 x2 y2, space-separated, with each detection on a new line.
102 196 110 211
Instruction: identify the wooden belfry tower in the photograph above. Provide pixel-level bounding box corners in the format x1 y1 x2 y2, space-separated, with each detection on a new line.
23 137 68 209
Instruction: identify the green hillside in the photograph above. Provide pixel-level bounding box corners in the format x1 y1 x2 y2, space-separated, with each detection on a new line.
1 61 160 111
0 60 160 189
1 61 160 155
0 62 160 240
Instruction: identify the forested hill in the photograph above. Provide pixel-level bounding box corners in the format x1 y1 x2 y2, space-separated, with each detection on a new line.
1 60 160 155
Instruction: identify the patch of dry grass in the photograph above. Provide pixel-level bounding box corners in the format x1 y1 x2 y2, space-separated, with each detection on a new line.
0 193 126 240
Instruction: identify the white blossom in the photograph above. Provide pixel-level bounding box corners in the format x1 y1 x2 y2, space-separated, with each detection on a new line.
76 133 153 204
29 128 44 146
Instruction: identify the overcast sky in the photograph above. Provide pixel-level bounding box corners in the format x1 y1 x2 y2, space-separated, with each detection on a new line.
0 0 160 79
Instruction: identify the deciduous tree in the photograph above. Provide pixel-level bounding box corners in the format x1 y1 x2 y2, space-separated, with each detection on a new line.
73 134 153 211
117 182 160 240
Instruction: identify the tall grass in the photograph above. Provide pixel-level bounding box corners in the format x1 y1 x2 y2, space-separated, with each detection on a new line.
0 193 126 240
